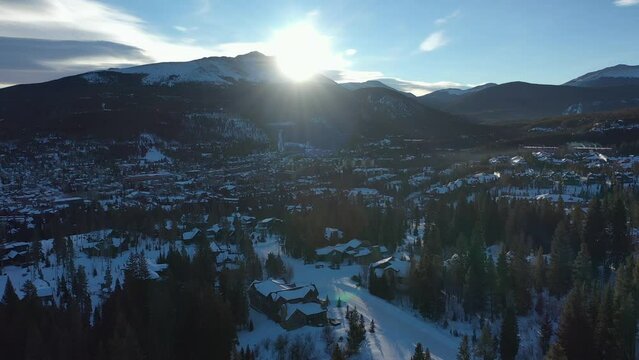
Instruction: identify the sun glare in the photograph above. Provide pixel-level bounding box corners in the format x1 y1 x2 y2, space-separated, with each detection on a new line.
271 22 334 81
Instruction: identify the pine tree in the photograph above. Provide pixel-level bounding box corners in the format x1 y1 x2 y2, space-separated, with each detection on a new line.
584 198 607 266
346 307 366 354
412 342 427 360
369 319 375 333
500 307 519 360
556 287 595 360
613 295 636 360
475 323 496 360
21 279 38 301
539 314 553 355
495 250 509 313
331 344 345 360
72 265 91 319
545 342 568 360
463 235 487 315
1 277 19 306
457 335 471 360
533 247 546 292
594 286 616 359
609 198 629 266
424 347 431 360
548 221 573 297
572 242 593 287
509 249 532 314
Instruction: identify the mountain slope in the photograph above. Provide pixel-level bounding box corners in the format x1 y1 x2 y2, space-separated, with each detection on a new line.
104 51 285 86
0 53 485 147
419 83 497 109
340 80 397 92
564 64 639 88
418 81 639 124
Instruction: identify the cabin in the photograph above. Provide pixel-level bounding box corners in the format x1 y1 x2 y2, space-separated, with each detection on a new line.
255 218 283 236
279 302 327 330
369 256 411 290
0 242 31 266
248 279 326 329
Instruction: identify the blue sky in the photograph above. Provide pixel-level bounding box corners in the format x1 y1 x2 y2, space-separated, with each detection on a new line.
1 0 638 94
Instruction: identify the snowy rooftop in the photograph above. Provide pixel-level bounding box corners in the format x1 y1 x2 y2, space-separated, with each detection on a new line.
272 285 316 302
182 228 200 241
251 279 292 296
284 302 326 320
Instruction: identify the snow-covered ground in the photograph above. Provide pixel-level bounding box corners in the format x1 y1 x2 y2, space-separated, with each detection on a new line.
0 232 194 311
243 235 461 360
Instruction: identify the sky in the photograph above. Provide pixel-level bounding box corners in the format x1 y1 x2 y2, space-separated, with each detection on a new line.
1 0 638 94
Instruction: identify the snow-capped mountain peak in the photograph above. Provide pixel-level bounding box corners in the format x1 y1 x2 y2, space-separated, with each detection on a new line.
85 52 287 86
564 64 639 87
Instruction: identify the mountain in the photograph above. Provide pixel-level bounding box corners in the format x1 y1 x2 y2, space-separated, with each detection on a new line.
418 81 639 124
103 51 285 86
419 83 497 109
418 65 639 124
340 80 397 92
564 64 639 87
0 52 485 147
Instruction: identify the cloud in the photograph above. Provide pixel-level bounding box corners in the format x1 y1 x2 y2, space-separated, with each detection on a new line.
378 78 470 96
0 36 152 85
324 69 384 83
0 0 274 84
419 31 448 52
435 10 460 26
325 69 471 96
344 48 357 56
0 0 255 62
614 0 639 6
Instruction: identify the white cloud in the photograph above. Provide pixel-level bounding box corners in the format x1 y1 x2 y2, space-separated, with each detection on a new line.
0 0 259 62
324 69 384 83
435 10 460 26
344 48 357 56
419 31 448 52
614 0 639 6
325 69 471 96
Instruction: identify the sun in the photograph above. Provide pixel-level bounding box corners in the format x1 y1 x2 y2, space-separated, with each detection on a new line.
270 22 334 81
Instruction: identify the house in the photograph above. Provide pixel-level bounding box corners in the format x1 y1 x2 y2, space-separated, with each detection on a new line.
369 256 411 290
315 239 364 263
324 227 344 242
248 279 326 330
182 228 203 242
0 242 31 266
206 224 224 240
255 218 283 236
279 302 328 330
